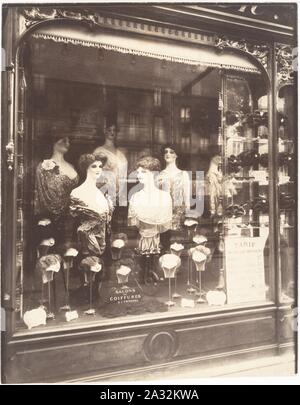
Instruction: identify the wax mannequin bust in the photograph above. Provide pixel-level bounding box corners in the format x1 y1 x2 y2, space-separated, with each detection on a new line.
128 156 172 254
93 123 128 200
158 144 190 231
70 154 113 257
128 156 172 284
34 132 79 245
205 155 223 217
35 134 78 218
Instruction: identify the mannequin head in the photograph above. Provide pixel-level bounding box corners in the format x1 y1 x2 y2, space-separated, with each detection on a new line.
135 156 161 185
161 144 182 168
104 123 118 143
211 155 222 166
207 155 222 177
45 128 72 158
79 153 107 181
53 136 70 155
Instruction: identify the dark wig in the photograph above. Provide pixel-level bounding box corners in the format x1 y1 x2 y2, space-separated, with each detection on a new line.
161 143 180 158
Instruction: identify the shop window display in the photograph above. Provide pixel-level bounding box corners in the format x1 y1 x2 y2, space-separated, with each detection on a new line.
277 85 296 303
15 34 274 331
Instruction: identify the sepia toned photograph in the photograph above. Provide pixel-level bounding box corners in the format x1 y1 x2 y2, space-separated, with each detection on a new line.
0 1 298 385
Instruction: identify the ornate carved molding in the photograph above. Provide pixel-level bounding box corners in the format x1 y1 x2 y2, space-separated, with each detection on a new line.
21 7 215 46
21 7 60 28
275 44 295 87
215 35 269 71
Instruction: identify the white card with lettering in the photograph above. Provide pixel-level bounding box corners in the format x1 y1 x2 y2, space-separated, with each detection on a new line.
225 234 268 304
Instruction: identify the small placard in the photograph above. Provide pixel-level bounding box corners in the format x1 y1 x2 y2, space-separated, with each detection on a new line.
225 235 268 304
105 285 143 305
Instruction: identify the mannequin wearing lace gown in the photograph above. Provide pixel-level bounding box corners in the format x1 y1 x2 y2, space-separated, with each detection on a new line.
158 145 190 231
128 156 172 284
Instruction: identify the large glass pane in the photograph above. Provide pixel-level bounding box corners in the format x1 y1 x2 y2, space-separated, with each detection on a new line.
16 35 272 332
277 85 296 303
221 73 271 305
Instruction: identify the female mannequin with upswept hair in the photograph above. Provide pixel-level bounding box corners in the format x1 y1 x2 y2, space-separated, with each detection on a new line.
70 153 113 258
205 154 223 217
158 144 190 231
93 122 128 202
128 156 172 283
34 130 79 245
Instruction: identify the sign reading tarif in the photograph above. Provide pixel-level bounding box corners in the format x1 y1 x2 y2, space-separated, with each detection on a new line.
225 234 268 304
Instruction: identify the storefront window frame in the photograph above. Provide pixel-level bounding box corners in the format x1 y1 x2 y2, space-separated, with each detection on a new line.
5 15 283 339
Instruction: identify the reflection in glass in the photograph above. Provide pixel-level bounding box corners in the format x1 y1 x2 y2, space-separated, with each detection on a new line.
15 37 273 332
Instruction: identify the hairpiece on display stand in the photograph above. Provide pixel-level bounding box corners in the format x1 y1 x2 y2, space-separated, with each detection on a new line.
111 233 128 260
159 254 181 307
36 239 55 306
80 256 103 315
60 247 79 312
184 218 198 240
116 265 132 285
191 251 207 303
192 234 208 246
169 243 184 298
184 227 199 294
170 242 184 257
36 254 62 319
37 237 55 258
190 244 211 258
189 244 211 298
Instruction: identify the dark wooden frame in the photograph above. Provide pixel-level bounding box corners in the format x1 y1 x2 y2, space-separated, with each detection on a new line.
1 4 297 382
